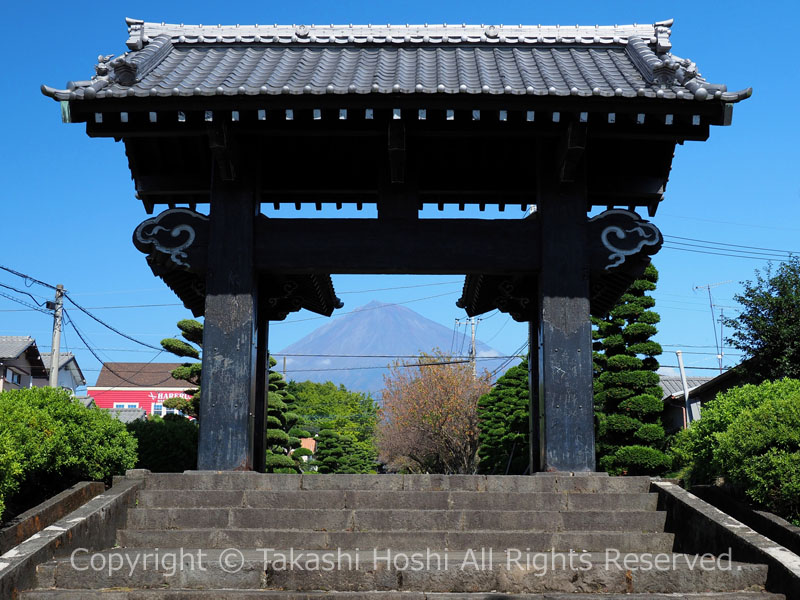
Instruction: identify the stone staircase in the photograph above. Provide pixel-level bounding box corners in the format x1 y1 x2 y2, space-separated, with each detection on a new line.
22 473 784 599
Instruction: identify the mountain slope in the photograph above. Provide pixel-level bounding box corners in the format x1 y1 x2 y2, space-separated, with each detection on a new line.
277 301 514 394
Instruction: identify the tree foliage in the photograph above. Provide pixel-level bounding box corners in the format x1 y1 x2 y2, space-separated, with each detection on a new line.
593 264 670 475
287 380 378 466
0 388 137 522
311 428 376 474
160 319 202 418
161 319 306 471
672 379 800 524
266 356 308 473
724 257 800 382
287 381 378 443
476 359 529 474
127 414 198 472
378 350 491 474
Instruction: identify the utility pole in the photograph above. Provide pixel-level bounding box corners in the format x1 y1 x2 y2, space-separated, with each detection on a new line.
47 284 64 388
694 280 732 376
676 350 691 428
718 308 725 375
455 316 481 376
470 317 477 378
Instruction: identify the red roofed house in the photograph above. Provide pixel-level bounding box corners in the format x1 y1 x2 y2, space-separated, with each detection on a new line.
87 362 195 416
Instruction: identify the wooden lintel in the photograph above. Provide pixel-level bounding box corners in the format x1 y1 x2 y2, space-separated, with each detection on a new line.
254 217 540 274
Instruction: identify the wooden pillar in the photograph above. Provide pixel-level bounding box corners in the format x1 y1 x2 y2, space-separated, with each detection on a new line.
253 306 269 473
534 143 596 472
527 319 541 473
197 175 258 470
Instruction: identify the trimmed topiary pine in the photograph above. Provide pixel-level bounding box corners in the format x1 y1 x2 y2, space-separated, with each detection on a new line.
476 358 530 474
311 427 376 474
266 356 309 473
593 264 671 476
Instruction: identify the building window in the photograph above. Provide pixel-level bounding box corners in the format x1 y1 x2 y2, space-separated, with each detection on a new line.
4 368 21 385
151 403 182 416
113 402 139 409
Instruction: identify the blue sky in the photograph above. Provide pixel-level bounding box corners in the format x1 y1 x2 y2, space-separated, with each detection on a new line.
1 1 797 390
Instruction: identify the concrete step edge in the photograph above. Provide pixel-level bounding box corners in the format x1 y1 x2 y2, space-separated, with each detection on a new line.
20 591 787 599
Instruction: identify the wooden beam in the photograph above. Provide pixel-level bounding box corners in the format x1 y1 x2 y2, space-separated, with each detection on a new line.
253 304 269 473
535 143 595 472
528 319 542 474
197 174 258 471
254 218 540 274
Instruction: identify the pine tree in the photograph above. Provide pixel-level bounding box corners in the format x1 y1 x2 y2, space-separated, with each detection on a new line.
476 359 530 474
312 427 375 474
265 356 310 473
592 264 670 475
160 319 203 418
162 322 308 471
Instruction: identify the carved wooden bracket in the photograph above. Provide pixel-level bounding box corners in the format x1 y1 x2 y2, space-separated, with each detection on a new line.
132 208 341 319
588 209 663 273
132 208 209 272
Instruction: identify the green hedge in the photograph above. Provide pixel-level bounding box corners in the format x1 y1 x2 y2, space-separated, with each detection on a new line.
715 388 800 522
0 388 137 522
672 378 800 524
126 415 198 473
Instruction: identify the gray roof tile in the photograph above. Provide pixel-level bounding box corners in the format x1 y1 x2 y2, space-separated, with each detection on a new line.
659 375 714 398
107 407 147 423
40 352 76 371
42 19 751 104
0 336 35 360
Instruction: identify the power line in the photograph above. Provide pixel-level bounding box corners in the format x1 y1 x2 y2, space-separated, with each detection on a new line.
274 353 519 359
0 282 49 305
660 365 732 371
659 212 800 233
273 291 460 325
337 280 462 294
0 265 57 290
285 359 472 373
664 240 790 260
662 244 790 261
65 310 171 389
63 293 162 350
485 315 512 343
0 290 52 315
664 235 799 255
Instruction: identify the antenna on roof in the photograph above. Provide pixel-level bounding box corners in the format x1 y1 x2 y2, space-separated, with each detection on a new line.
693 280 733 374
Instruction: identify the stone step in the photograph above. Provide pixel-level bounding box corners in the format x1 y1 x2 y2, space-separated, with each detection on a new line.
34 550 769 594
137 473 652 494
20 592 787 600
125 508 666 533
116 530 675 553
135 490 659 512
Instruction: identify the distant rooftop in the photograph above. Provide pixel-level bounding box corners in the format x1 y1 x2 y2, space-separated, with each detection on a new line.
92 362 194 388
107 407 147 423
0 336 35 360
659 375 713 399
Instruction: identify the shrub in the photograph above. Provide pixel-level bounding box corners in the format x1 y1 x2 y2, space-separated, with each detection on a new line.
477 359 530 475
593 264 668 476
126 415 198 473
0 388 137 522
0 433 23 522
612 445 672 475
715 389 800 522
671 379 800 484
312 429 376 474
